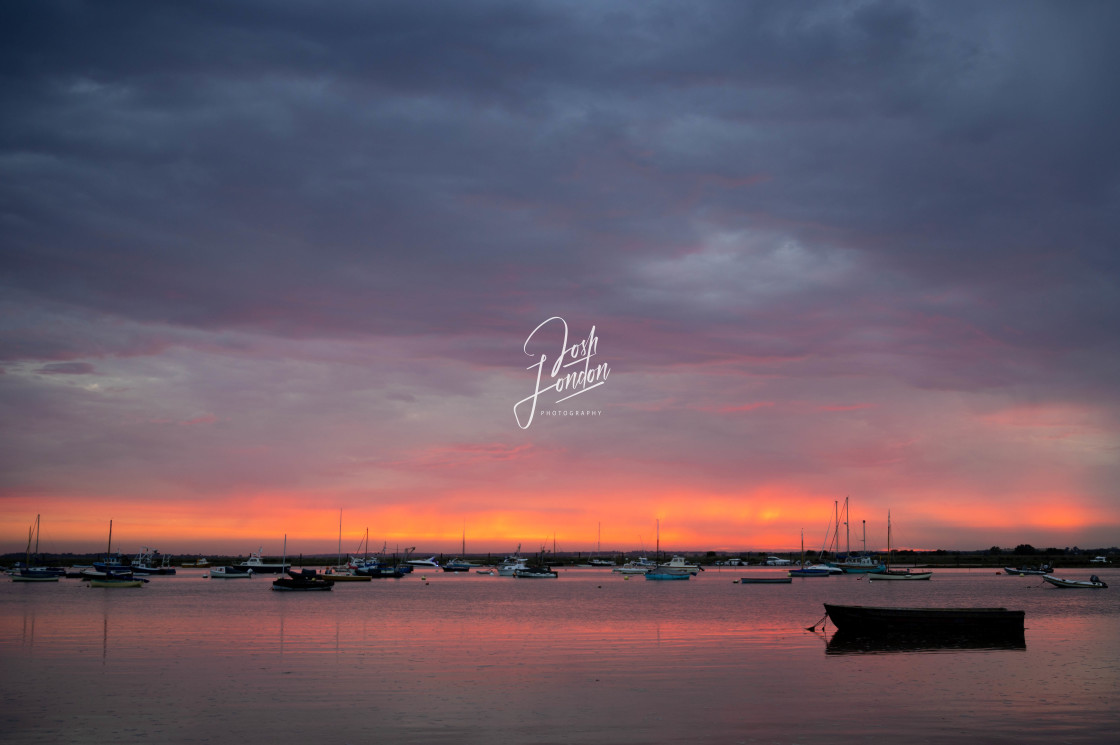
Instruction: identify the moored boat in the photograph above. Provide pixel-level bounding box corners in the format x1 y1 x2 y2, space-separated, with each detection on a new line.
612 558 656 574
655 555 703 575
831 555 885 574
321 568 372 582
737 577 792 584
272 576 333 591
236 547 290 574
89 577 145 588
823 604 1025 634
644 570 690 581
789 530 831 577
207 566 253 579
513 551 558 578
13 569 62 583
1004 565 1052 576
496 547 529 576
869 569 934 581
355 562 406 578
867 511 932 581
1042 574 1107 589
441 558 474 572
131 547 177 575
790 567 833 577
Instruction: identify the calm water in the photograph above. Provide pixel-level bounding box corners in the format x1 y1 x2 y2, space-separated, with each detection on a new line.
2 566 1117 744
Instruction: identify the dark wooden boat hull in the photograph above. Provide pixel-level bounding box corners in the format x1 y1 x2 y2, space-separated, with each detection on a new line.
738 577 793 584
824 604 1025 634
272 577 333 591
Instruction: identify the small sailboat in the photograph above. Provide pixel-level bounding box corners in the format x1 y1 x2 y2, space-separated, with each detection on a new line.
646 520 691 580
12 515 64 582
868 511 932 581
82 520 136 580
789 530 831 577
271 536 332 591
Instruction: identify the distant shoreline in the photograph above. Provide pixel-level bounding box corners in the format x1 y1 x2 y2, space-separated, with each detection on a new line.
4 549 1112 570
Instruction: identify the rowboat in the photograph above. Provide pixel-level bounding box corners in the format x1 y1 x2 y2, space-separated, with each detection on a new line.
823 604 1025 634
1003 565 1052 576
89 578 145 588
1042 574 1108 589
737 577 792 584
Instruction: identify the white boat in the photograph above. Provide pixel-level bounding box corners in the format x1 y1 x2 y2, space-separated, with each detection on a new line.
655 555 703 575
612 557 656 574
207 566 253 579
1089 556 1108 564
405 556 441 568
1042 574 1108 589
764 556 792 566
496 547 528 576
868 569 933 581
235 547 290 574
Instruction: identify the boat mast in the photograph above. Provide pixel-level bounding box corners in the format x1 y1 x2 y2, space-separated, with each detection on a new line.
832 500 839 559
25 519 34 567
107 519 113 556
337 509 343 569
886 511 891 572
844 496 850 558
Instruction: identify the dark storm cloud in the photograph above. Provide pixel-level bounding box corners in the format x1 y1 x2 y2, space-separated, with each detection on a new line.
1 0 1117 400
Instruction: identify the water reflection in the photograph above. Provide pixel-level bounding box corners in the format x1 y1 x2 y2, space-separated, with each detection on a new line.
825 628 1027 655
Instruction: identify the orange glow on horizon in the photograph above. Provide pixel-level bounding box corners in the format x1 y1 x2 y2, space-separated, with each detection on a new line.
2 484 1114 557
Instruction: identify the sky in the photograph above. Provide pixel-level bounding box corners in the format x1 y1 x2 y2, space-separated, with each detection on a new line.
2 1 1119 558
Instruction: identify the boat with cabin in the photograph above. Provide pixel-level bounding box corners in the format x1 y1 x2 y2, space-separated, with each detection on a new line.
235 547 290 574
207 566 253 579
513 550 558 578
131 547 177 575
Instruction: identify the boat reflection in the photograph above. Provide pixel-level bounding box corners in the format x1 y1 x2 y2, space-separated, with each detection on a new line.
825 628 1026 655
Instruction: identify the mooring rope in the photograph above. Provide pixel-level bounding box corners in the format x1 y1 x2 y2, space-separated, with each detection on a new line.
806 613 829 632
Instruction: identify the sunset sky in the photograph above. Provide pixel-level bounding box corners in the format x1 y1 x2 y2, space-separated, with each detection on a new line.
2 2 1118 558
